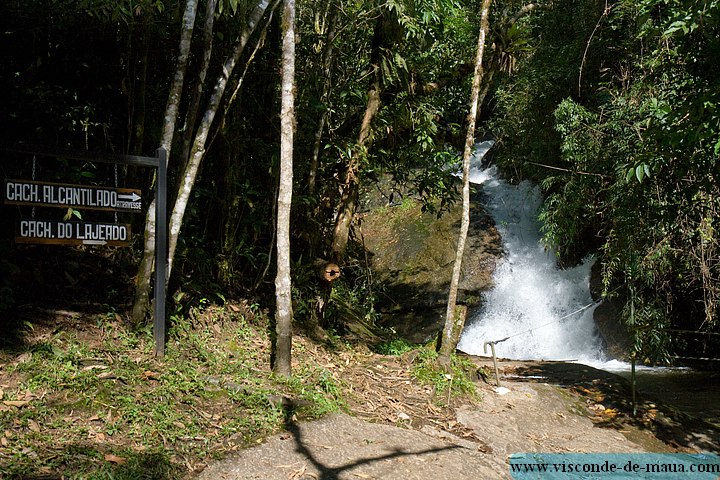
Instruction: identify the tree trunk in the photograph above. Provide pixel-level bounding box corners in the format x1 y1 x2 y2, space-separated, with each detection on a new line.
218 146 244 290
330 8 391 264
179 0 218 167
273 0 296 377
128 17 150 156
438 0 493 367
167 0 276 282
308 4 339 196
131 0 198 325
330 70 380 263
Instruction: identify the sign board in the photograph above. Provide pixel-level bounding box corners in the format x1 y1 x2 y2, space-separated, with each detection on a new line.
1 145 166 356
4 179 142 213
15 219 132 247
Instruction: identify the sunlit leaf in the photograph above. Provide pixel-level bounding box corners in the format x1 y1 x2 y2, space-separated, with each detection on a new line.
635 165 644 182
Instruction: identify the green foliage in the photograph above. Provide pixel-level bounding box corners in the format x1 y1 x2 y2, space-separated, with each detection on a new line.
327 269 379 329
386 0 464 42
491 0 720 362
411 347 478 401
294 0 477 255
1 0 484 316
89 450 175 480
288 254 379 341
409 149 462 216
372 338 415 355
624 292 674 365
277 365 345 417
538 99 605 260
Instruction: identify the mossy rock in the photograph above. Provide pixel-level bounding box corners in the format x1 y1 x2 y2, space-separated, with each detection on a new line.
361 184 502 344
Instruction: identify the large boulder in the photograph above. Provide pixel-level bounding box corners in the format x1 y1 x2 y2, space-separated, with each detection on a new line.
361 185 501 344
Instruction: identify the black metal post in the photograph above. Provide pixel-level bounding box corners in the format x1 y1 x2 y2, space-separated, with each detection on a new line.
154 148 168 357
2 144 170 355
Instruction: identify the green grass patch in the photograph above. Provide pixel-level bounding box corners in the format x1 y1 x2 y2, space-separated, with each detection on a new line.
371 338 416 356
411 347 479 401
0 307 344 478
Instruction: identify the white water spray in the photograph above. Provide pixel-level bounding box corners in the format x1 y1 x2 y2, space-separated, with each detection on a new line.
457 141 607 362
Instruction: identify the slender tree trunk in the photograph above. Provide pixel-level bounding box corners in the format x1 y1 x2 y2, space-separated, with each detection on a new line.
179 0 218 167
122 16 150 191
330 68 381 263
478 68 495 113
438 0 493 366
273 0 296 377
330 8 392 263
308 4 339 196
125 15 149 156
167 0 276 281
218 146 243 289
131 0 198 324
130 20 150 156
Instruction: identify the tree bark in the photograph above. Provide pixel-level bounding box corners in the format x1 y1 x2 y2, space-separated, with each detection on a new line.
438 0 493 366
273 0 296 377
330 7 396 263
126 15 150 156
179 0 218 167
330 63 381 263
167 0 276 281
131 0 198 325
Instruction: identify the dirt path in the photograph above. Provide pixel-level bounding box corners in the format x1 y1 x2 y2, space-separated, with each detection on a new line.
195 412 504 479
195 357 706 479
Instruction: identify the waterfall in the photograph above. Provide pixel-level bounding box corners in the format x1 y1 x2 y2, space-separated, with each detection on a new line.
457 141 607 362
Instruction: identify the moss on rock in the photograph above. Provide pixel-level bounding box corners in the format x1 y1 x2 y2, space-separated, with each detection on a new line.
361 185 502 344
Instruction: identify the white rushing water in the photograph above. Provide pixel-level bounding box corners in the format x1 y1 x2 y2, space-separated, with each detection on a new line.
457 141 607 363
454 144 720 420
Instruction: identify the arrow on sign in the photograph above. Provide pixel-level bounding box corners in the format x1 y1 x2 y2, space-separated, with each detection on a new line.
118 192 141 202
82 240 108 246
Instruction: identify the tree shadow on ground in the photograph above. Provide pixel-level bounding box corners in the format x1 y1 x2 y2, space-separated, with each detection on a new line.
507 361 720 453
280 406 460 480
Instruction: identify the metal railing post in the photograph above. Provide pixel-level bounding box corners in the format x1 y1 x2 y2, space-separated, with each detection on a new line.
484 341 501 386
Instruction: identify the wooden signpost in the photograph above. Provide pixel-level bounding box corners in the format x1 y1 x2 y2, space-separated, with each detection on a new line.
4 180 140 247
5 180 142 212
2 145 168 356
14 219 132 246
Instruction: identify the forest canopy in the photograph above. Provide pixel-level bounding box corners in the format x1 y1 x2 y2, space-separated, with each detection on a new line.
1 0 718 364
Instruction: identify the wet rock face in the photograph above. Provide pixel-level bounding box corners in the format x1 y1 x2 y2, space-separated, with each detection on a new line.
361 184 502 344
593 298 632 361
589 262 632 361
361 180 632 352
